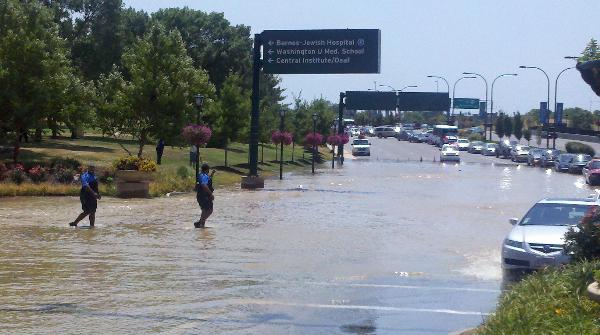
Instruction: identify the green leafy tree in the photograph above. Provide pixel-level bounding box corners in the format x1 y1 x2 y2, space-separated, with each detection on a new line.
504 115 513 139
513 112 523 141
495 114 505 139
96 24 214 157
565 107 594 130
209 73 250 167
579 38 600 62
523 128 532 145
0 0 73 161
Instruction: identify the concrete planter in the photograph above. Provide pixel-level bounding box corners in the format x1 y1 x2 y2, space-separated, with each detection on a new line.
577 60 600 97
115 170 154 198
587 281 600 304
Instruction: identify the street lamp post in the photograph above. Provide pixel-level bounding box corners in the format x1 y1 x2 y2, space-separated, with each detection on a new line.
379 84 417 118
519 65 551 148
463 72 489 140
194 94 204 182
279 110 285 180
427 75 450 123
553 66 574 149
491 73 518 139
312 113 318 174
452 76 476 124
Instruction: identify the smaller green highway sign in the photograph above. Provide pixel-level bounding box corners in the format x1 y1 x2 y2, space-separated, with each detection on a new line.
261 29 380 74
453 98 480 109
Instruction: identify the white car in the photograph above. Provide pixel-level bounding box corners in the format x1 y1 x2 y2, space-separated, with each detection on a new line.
350 128 360 137
351 138 371 156
502 197 599 275
440 144 460 162
456 138 470 151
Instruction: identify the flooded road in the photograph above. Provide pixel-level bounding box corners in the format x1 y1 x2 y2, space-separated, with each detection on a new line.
0 139 596 334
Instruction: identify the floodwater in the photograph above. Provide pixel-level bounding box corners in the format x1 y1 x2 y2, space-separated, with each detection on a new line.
0 153 595 334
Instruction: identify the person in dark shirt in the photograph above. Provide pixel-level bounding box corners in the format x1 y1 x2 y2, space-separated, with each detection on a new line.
156 138 165 165
195 163 215 228
69 165 101 227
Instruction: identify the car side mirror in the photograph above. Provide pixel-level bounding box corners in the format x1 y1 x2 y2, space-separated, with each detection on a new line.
509 218 519 225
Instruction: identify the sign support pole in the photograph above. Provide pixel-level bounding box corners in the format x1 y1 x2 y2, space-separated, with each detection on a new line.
242 33 265 189
337 92 345 165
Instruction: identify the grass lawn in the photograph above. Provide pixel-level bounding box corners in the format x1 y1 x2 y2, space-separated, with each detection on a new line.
1 134 331 196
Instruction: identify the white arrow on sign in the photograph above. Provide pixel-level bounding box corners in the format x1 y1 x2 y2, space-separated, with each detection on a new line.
268 58 273 63
267 49 274 55
268 40 274 46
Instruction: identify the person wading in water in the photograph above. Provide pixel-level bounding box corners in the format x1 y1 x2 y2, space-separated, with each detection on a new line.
195 163 215 228
70 164 101 227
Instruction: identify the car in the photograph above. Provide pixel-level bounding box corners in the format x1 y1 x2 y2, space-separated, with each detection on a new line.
467 141 484 154
502 196 599 275
409 131 423 143
510 145 530 163
373 126 396 138
350 138 371 156
482 143 497 156
350 128 360 137
440 144 460 162
539 149 561 168
527 148 544 166
583 159 600 185
396 129 412 141
554 154 576 172
456 138 470 151
497 139 518 159
568 154 593 174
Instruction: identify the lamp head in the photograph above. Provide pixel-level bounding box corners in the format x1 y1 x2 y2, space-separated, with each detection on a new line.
194 94 204 107
312 113 318 121
519 65 527 69
279 109 285 117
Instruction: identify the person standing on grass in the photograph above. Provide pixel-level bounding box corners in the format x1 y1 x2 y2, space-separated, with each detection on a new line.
156 138 165 165
70 164 100 228
195 163 215 228
189 144 197 167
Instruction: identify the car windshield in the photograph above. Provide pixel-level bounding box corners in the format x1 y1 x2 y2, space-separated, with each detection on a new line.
353 140 369 145
520 203 597 226
575 155 592 162
458 139 468 143
517 146 529 151
590 161 600 169
472 141 483 146
486 143 495 148
558 155 574 162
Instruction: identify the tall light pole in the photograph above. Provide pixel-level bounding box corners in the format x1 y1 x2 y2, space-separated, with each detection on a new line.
452 76 476 123
553 66 575 149
312 113 318 174
279 109 285 180
491 73 518 139
427 75 450 124
520 65 551 148
463 72 489 140
194 94 204 182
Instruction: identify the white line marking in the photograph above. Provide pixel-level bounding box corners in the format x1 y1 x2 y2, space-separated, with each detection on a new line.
237 299 491 316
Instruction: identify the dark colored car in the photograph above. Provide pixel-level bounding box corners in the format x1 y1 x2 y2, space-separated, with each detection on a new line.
497 139 518 159
396 130 413 141
527 148 544 166
409 131 423 143
539 149 561 168
568 154 593 174
583 159 600 185
554 154 576 172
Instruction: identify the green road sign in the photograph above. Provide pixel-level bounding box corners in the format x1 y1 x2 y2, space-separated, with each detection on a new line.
453 98 480 109
261 29 380 74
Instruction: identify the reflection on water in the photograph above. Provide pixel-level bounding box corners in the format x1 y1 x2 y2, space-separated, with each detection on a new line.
0 159 594 334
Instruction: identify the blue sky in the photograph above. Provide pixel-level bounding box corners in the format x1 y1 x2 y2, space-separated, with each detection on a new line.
125 0 600 113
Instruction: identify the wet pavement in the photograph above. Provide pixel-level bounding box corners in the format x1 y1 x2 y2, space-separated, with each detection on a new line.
1 139 597 334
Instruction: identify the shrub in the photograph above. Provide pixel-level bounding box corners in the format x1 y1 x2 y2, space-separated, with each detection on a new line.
52 168 75 184
9 168 27 184
565 141 596 157
565 210 600 261
50 157 81 170
113 156 157 172
27 165 48 183
176 165 190 179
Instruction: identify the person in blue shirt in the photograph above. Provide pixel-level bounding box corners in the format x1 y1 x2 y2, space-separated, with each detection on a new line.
69 165 101 227
195 163 215 228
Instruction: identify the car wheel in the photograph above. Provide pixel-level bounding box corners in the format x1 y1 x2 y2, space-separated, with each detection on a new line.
377 134 382 138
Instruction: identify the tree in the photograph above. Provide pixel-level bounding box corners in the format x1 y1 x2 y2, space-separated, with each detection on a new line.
513 112 523 141
0 0 73 161
523 128 532 145
565 107 594 130
504 115 513 139
209 73 250 167
96 24 215 157
495 114 505 139
580 38 600 62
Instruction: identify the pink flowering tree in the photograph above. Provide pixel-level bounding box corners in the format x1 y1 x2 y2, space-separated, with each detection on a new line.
304 132 323 149
272 131 294 162
182 124 212 167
